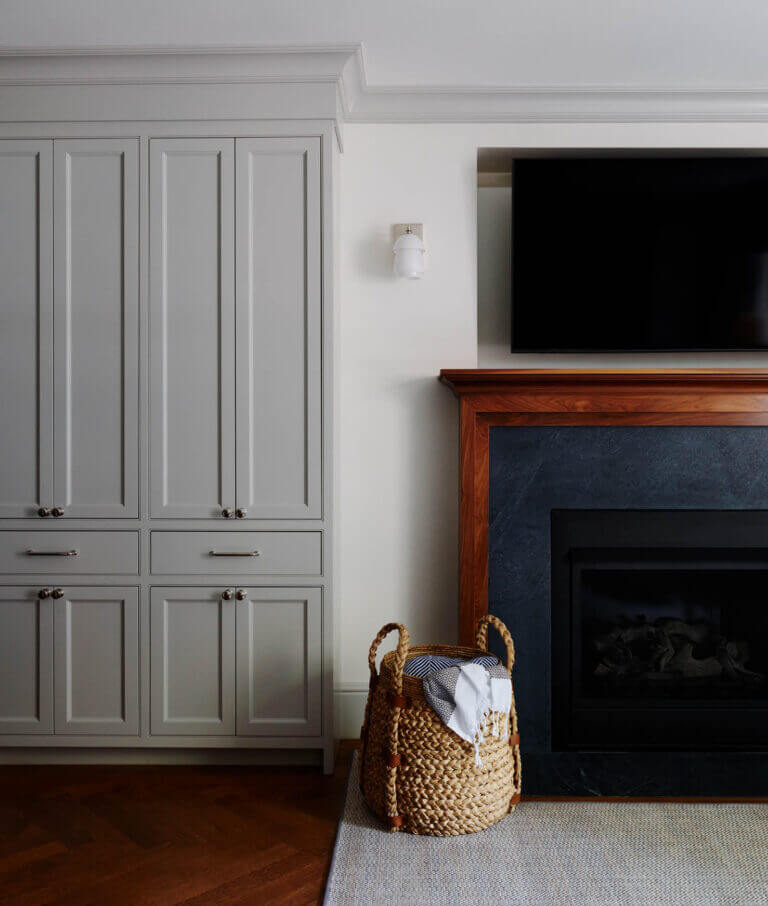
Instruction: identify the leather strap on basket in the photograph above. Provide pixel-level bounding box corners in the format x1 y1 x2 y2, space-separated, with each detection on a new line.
475 614 522 812
363 622 410 832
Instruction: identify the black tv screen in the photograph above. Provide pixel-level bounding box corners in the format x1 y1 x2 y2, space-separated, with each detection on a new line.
511 155 768 351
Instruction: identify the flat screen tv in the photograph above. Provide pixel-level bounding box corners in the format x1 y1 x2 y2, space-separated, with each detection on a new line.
511 155 768 351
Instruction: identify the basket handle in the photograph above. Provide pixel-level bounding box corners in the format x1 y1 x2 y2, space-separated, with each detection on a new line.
475 614 515 675
368 622 410 694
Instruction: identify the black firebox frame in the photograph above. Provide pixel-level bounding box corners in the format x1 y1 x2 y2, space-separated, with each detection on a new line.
551 509 768 753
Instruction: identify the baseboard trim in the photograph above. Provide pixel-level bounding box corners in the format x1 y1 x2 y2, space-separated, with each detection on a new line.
334 684 367 740
0 748 323 766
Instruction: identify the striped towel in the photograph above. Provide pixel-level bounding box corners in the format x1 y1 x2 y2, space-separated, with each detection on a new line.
403 654 499 677
422 661 512 767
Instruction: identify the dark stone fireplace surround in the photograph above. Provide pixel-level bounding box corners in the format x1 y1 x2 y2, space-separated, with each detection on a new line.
439 369 768 799
489 425 768 795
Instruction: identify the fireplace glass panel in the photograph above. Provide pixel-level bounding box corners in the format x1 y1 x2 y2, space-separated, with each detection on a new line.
551 510 768 751
580 568 768 703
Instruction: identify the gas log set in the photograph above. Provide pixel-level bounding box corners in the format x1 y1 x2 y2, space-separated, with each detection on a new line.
590 615 765 690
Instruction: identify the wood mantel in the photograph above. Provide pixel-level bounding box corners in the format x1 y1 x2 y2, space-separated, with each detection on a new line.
440 368 768 644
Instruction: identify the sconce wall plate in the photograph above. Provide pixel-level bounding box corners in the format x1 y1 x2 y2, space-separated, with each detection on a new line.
392 223 424 243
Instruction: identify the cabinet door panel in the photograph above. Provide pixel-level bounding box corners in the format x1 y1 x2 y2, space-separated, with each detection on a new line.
235 138 321 519
53 140 139 517
150 587 235 735
150 140 235 518
0 587 53 733
0 142 53 517
236 587 321 736
54 586 138 735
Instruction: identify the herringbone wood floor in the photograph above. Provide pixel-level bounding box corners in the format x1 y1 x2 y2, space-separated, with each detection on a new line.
0 744 354 906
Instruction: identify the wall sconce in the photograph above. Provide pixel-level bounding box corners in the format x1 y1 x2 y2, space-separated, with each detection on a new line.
393 223 425 279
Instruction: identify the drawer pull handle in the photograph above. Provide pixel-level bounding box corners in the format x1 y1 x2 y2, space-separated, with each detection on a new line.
209 550 261 557
26 549 78 557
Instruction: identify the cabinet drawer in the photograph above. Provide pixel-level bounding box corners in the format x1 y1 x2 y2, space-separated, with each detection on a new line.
0 531 139 574
150 532 322 576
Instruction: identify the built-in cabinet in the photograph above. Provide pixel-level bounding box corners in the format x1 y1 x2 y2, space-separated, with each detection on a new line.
0 142 52 519
0 587 53 734
0 139 138 519
0 585 138 735
149 139 236 520
0 122 333 770
234 139 322 520
53 586 139 735
53 141 139 518
149 137 321 520
149 586 321 737
235 586 322 736
150 587 237 736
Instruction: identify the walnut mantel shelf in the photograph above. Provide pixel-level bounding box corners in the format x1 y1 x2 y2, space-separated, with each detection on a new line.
441 367 768 391
439 368 768 644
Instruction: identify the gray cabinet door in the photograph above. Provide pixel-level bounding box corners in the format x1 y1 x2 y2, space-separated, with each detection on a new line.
54 586 139 735
0 142 53 517
0 587 53 734
235 138 322 519
53 140 139 518
150 139 236 518
150 586 236 735
236 586 321 736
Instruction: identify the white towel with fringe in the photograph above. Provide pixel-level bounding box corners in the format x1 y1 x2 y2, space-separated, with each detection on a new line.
422 661 512 767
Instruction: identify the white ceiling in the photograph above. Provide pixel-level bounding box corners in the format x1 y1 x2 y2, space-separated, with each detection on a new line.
3 0 768 89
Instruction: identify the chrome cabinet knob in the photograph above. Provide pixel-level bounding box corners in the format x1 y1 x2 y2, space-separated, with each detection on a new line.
51 507 65 518
51 588 64 599
236 508 247 519
235 589 247 601
38 588 52 599
221 589 234 601
37 507 51 518
221 507 234 519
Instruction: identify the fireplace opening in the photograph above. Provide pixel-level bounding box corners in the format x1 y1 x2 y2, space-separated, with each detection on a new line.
551 510 768 752
582 569 767 701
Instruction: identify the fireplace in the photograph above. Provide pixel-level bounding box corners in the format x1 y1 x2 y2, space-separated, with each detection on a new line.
551 510 768 752
440 369 768 795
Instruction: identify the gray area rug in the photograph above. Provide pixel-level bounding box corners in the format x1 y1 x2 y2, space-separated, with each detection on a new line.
325 753 768 906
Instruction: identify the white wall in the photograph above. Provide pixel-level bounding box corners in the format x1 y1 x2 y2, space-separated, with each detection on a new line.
336 121 768 735
335 125 478 730
478 185 513 364
5 1 768 89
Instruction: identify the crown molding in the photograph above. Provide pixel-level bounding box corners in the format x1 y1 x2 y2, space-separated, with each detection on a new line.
0 43 359 85
0 44 355 147
345 83 768 124
3 43 768 127
337 49 768 124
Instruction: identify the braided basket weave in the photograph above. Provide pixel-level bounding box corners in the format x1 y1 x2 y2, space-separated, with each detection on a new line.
359 614 521 836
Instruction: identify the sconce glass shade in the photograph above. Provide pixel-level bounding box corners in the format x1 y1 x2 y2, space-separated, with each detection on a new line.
393 230 425 279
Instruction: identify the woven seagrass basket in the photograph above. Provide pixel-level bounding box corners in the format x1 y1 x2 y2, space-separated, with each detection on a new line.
359 614 521 836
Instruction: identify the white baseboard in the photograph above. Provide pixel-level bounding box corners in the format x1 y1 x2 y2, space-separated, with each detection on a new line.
334 683 367 739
